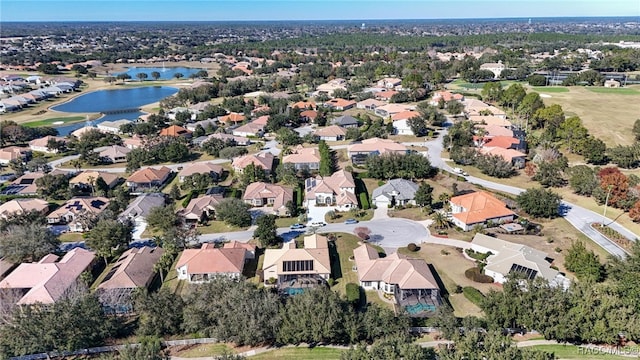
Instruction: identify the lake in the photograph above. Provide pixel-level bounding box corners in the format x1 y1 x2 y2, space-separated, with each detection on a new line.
51 86 177 135
116 66 205 80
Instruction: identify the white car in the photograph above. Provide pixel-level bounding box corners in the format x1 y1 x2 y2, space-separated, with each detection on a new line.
310 221 326 227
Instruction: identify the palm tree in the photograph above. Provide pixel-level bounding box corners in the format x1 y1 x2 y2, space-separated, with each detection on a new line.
432 212 451 230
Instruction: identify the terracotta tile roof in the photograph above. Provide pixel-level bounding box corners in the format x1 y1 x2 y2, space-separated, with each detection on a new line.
180 194 223 220
291 100 316 109
475 125 514 137
469 115 512 128
0 198 49 218
159 125 192 137
223 241 257 253
28 135 66 148
392 110 420 121
300 110 318 119
283 146 321 165
314 125 346 138
233 121 264 135
243 182 293 211
253 115 269 125
479 147 526 162
263 234 331 277
432 90 464 102
450 191 515 226
376 90 398 99
357 98 386 108
176 245 247 275
482 136 520 149
305 170 357 206
0 248 96 305
127 166 172 183
70 171 120 188
10 172 45 195
324 98 356 108
99 145 131 159
375 103 413 116
219 112 246 123
232 152 274 172
98 247 164 290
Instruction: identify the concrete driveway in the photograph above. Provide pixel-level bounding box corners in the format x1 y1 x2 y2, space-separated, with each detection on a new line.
306 205 336 224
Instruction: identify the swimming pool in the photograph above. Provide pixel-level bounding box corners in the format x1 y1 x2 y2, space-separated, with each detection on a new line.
405 303 436 314
284 288 305 296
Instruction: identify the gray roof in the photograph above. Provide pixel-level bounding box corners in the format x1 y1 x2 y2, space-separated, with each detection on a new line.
332 115 359 126
119 193 166 220
372 179 419 201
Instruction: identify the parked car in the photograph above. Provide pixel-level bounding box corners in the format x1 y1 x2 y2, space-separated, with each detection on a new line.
310 221 326 227
344 218 359 224
290 223 306 229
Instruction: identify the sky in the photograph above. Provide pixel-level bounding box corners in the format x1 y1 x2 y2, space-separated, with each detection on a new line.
1 0 639 22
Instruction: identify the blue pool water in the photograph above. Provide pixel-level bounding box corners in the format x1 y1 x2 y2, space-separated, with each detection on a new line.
405 303 436 314
284 288 305 296
116 67 205 80
51 86 177 135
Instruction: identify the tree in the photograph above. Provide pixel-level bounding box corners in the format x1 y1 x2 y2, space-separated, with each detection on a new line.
318 140 335 176
85 218 133 264
215 199 252 227
516 188 562 218
241 162 267 187
517 92 545 130
595 167 630 209
629 200 640 222
527 74 547 86
481 82 503 102
446 100 464 116
219 146 248 159
569 165 598 196
117 73 131 83
407 116 428 136
564 241 605 282
136 72 149 82
578 137 607 164
151 71 161 81
414 182 433 207
275 128 302 146
501 83 526 110
0 224 60 263
531 103 564 131
174 72 184 79
134 289 184 337
118 336 169 360
475 154 515 178
432 212 451 229
8 158 26 176
633 119 640 141
146 205 179 234
254 214 279 247
35 173 70 200
532 160 566 187
416 102 446 127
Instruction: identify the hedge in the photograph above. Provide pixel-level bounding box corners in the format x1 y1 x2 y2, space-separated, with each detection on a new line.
464 267 494 283
462 286 485 306
346 283 361 305
359 192 370 210
181 190 198 208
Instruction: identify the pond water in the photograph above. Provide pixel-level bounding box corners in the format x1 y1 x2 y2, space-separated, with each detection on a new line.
115 66 205 80
51 86 177 135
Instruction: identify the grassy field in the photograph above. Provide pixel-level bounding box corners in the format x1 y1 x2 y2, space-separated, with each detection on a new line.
329 233 361 295
59 232 85 242
196 220 249 234
172 343 235 358
531 86 570 93
250 347 345 359
529 344 636 360
22 116 86 127
532 85 640 145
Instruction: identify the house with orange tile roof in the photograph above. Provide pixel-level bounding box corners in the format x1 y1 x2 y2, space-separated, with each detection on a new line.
374 90 398 101
356 98 386 110
469 115 512 128
176 243 253 283
354 243 441 315
159 124 192 138
347 137 409 165
300 109 318 122
180 194 223 223
124 135 144 149
97 246 164 314
290 100 316 110
305 170 357 211
0 198 49 219
251 106 271 116
475 135 521 150
0 146 30 165
0 247 96 306
262 234 331 289
223 240 256 260
47 196 110 232
243 182 294 217
282 146 321 171
479 147 527 169
374 103 414 118
126 166 172 194
449 191 515 231
323 98 356 111
232 152 274 174
219 112 246 124
314 125 347 142
429 90 464 105
475 124 514 138
392 110 421 135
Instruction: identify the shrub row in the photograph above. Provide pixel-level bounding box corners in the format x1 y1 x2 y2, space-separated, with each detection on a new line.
464 267 494 283
462 286 485 306
359 192 370 210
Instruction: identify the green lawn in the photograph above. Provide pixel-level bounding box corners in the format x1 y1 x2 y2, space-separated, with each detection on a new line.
531 86 570 93
59 232 85 243
529 344 636 360
250 347 345 360
196 221 249 234
275 217 299 228
173 343 235 358
586 87 640 95
23 116 86 127
329 233 361 296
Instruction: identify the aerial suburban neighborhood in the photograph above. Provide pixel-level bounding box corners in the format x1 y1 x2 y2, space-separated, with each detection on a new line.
0 9 639 360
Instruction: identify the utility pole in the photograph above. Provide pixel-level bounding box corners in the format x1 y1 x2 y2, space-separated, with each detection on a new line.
603 185 613 219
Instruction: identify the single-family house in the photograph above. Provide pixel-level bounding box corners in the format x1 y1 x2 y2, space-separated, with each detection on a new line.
604 79 621 88
463 99 507 119
300 110 318 122
356 98 386 110
175 243 253 283
223 241 256 260
316 79 347 96
47 197 110 232
159 125 193 139
449 191 515 231
0 198 49 219
324 98 356 111
97 246 164 314
353 243 441 315
97 119 133 134
314 125 347 142
469 115 512 128
180 194 223 223
243 182 293 216
126 166 172 193
478 147 526 169
471 233 570 288
262 234 331 289
374 103 414 118
374 90 398 101
219 112 246 125
347 138 409 165
372 179 419 208
6 172 46 196
475 124 514 138
377 77 402 89
331 115 359 128
232 121 264 137
69 171 120 191
0 146 30 165
207 132 251 146
475 135 521 150
290 100 316 110
0 248 96 306
28 136 67 154
479 61 505 79
429 91 465 107
71 126 98 139
178 162 224 182
118 193 166 223
99 145 131 163
392 111 421 135
232 152 274 174
282 146 321 171
305 170 357 211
